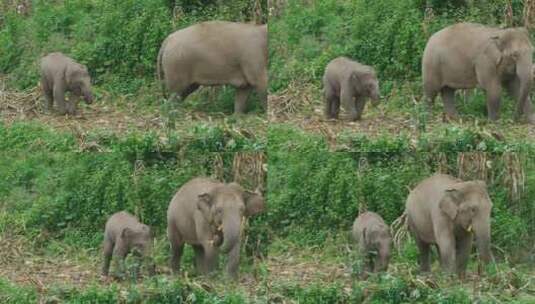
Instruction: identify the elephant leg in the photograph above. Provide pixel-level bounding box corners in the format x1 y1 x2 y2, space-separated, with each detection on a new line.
436 233 456 273
331 97 341 119
415 238 432 273
252 75 267 111
486 86 502 121
505 78 535 122
112 246 128 278
354 96 366 120
226 243 240 280
324 89 339 119
192 245 205 274
181 84 200 100
201 243 218 275
41 77 54 111
423 82 439 108
67 95 79 115
341 86 358 121
455 234 473 279
101 239 114 276
441 87 458 120
358 246 371 279
168 226 184 274
234 86 252 114
53 84 67 115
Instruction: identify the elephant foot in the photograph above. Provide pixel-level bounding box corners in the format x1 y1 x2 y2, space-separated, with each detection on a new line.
527 113 535 124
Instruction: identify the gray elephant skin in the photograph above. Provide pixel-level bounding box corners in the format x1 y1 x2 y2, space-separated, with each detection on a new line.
423 22 535 123
102 211 155 277
405 174 493 278
323 57 380 121
157 21 267 114
352 211 392 277
167 177 265 279
40 52 94 115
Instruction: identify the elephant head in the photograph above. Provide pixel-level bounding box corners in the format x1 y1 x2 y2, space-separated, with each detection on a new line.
197 183 265 254
67 64 94 104
490 27 533 119
439 180 493 264
121 224 156 275
364 225 391 271
352 70 380 105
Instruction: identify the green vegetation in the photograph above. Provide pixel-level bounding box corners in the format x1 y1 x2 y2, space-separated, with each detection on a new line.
269 0 535 147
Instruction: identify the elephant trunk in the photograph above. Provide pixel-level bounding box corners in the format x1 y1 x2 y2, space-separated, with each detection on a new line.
220 215 241 254
515 56 533 117
377 242 391 271
474 220 492 264
82 87 93 104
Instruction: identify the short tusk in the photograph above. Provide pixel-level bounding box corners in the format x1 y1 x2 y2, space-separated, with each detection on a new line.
217 225 223 232
467 225 472 232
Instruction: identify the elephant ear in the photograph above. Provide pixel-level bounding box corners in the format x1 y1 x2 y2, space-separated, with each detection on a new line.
351 71 372 93
244 189 265 217
121 227 135 241
197 192 213 219
439 187 464 221
364 228 380 247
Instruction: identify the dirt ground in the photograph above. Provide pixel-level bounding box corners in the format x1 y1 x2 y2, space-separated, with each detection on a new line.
0 80 267 142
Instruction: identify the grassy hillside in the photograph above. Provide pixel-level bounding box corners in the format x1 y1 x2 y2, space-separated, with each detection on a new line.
269 0 535 149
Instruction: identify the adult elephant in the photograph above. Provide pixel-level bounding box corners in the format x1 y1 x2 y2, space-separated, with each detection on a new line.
422 22 535 123
405 174 493 278
167 177 264 279
157 21 267 114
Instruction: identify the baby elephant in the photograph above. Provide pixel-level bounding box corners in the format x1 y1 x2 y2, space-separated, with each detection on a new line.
102 211 155 278
323 57 380 121
352 211 392 278
40 52 94 115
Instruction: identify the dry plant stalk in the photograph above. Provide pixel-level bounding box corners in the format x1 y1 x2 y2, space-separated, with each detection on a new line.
253 0 264 24
212 154 225 182
391 212 409 252
502 153 525 203
457 152 488 181
523 0 535 29
435 152 449 174
268 0 288 18
268 82 315 119
0 77 41 119
232 152 266 191
505 0 514 27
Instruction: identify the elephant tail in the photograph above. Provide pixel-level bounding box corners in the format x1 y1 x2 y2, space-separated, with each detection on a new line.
390 212 408 252
156 38 168 99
